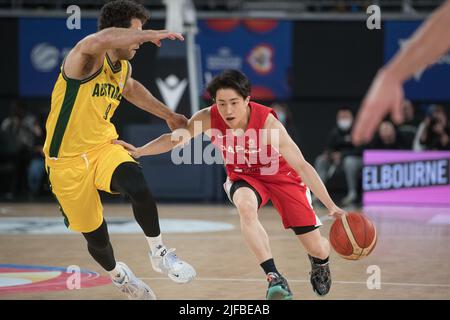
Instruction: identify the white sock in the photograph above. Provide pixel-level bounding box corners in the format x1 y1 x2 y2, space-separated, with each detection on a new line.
108 263 125 282
147 234 164 254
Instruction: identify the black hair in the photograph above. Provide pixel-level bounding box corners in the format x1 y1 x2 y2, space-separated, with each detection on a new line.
206 69 251 100
98 0 149 30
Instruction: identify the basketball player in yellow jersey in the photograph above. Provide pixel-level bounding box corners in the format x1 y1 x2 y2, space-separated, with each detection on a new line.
43 0 196 300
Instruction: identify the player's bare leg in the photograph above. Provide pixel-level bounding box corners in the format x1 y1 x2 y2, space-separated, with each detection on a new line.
233 187 292 300
297 228 332 296
233 187 271 262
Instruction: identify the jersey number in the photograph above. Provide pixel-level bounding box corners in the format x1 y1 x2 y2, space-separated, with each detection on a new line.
103 104 112 120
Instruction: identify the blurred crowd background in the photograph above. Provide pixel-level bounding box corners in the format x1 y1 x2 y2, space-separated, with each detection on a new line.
0 0 448 207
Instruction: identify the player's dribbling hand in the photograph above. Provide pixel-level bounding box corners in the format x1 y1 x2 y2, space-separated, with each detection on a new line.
352 68 404 145
113 140 142 158
166 113 188 131
328 204 347 219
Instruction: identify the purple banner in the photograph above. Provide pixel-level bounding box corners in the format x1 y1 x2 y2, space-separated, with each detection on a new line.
363 151 450 206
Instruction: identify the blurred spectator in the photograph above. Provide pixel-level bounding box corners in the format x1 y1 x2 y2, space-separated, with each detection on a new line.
270 102 301 146
314 107 363 206
416 105 450 150
414 105 450 150
335 1 348 12
402 99 421 127
398 100 421 149
370 121 409 150
399 100 421 131
0 101 43 197
27 111 46 197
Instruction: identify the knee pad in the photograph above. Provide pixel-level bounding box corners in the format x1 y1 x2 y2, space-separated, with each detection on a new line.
112 162 150 200
83 220 110 250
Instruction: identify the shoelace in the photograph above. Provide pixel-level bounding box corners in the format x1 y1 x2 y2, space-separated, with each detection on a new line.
160 248 181 270
117 276 139 297
116 273 148 299
267 273 289 290
311 264 330 283
121 283 138 297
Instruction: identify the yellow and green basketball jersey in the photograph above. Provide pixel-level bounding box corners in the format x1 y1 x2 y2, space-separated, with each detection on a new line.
43 53 130 159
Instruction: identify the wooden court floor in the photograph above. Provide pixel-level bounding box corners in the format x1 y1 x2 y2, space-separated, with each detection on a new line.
0 202 449 300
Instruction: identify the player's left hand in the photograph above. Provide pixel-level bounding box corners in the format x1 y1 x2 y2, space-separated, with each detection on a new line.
328 204 347 219
113 139 141 158
166 113 188 131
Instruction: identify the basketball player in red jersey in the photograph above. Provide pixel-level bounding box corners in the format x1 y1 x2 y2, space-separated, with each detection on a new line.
115 70 347 300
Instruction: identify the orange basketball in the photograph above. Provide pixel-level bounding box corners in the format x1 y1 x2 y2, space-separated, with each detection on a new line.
329 212 377 260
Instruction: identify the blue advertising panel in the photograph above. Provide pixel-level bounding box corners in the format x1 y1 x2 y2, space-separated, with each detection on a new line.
196 19 292 100
384 21 450 101
19 17 97 97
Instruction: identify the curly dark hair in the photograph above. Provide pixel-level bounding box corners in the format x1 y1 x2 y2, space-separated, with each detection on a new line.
206 69 251 100
98 0 150 30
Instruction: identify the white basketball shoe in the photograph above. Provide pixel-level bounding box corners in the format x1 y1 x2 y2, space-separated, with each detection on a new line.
149 246 196 284
112 262 156 300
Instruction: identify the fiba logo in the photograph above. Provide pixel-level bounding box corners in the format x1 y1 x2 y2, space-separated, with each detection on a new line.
31 43 60 72
247 45 273 75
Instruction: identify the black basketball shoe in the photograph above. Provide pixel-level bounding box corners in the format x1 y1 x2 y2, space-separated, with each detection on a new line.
265 272 293 300
308 254 331 296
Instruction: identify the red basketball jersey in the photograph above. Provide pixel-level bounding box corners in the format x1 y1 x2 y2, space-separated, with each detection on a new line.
211 102 319 229
210 101 296 180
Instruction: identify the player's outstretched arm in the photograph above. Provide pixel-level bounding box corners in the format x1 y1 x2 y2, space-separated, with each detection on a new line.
352 0 450 145
114 133 176 158
122 64 188 131
81 28 184 53
114 108 211 158
64 28 183 81
264 115 346 218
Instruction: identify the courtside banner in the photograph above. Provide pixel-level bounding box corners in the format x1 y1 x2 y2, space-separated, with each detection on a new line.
384 21 450 101
19 17 97 97
363 150 450 206
196 19 292 100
